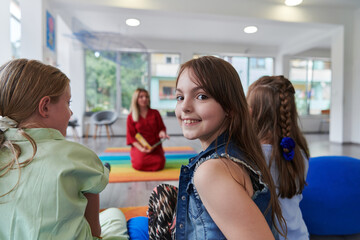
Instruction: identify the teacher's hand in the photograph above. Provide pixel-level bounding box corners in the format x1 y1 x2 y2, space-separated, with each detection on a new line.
141 147 151 153
159 130 170 140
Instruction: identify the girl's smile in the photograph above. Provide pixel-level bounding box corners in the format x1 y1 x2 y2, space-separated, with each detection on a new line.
181 118 201 125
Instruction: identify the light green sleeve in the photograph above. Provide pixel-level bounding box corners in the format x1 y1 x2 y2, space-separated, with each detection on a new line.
58 141 109 194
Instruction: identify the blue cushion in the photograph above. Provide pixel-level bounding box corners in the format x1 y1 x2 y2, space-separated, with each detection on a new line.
127 216 149 240
300 156 360 235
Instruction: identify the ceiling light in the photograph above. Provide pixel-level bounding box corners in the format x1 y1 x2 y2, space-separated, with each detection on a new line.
126 18 140 27
244 26 258 34
285 0 303 6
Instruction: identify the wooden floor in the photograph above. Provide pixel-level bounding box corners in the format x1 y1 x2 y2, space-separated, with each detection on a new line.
68 133 360 240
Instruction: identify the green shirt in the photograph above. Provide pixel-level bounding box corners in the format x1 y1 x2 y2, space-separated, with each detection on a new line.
0 128 109 240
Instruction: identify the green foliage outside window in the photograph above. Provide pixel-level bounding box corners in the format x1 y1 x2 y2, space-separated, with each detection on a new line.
85 50 116 112
85 50 148 113
119 52 148 111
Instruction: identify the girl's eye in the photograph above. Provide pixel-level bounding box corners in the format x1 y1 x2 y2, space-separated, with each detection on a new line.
68 100 72 106
197 94 208 100
176 96 184 101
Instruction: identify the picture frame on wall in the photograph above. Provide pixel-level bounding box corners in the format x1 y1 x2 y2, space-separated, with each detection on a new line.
46 11 55 52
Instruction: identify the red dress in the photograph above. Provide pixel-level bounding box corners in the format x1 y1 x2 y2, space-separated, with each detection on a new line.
126 109 166 171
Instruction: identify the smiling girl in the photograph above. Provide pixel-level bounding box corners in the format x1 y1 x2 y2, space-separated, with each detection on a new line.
172 56 285 239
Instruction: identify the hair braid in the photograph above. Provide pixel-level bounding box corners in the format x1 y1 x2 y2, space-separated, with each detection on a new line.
279 85 292 138
247 75 309 199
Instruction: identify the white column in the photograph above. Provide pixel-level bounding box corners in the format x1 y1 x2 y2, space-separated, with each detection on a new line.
350 9 360 144
0 0 12 65
329 27 344 143
19 0 43 61
57 15 86 136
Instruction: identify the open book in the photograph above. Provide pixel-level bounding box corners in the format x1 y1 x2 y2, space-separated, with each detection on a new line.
135 133 166 150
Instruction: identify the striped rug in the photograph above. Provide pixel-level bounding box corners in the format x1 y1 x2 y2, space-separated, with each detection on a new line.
99 146 197 183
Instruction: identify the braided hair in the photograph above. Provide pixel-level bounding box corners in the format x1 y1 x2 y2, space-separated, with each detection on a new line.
247 75 310 198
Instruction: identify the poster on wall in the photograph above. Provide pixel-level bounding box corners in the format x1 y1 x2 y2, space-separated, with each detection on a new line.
46 11 55 51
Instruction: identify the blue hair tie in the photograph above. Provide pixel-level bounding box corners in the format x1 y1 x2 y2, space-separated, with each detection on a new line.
280 137 296 161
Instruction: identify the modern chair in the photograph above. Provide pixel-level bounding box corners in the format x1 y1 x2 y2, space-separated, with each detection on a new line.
91 110 118 140
300 156 360 236
67 117 80 140
319 109 330 133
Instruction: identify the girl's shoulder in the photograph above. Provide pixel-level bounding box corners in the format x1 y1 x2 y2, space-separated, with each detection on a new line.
194 157 255 204
196 148 268 193
43 138 100 164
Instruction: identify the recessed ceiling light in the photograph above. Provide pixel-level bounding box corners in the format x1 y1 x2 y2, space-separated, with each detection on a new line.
285 0 303 6
244 26 258 34
126 18 140 27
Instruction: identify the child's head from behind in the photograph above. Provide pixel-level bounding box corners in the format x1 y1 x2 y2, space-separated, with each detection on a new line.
247 75 309 199
247 75 298 142
175 56 251 147
0 59 71 135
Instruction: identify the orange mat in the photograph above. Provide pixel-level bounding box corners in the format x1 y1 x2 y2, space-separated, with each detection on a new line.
120 206 148 221
100 206 148 221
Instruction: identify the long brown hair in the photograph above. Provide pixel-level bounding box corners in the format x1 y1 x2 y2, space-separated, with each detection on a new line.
130 88 150 122
247 75 310 198
176 56 285 236
0 58 70 197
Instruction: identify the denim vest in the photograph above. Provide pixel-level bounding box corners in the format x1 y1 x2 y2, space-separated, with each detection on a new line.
175 133 278 240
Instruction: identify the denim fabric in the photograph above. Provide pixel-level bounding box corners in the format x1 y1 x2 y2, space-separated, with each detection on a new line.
175 132 278 240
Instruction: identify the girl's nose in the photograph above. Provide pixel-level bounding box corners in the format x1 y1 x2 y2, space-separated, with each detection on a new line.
181 98 192 113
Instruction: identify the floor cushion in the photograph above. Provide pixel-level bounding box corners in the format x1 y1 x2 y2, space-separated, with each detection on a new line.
300 156 360 235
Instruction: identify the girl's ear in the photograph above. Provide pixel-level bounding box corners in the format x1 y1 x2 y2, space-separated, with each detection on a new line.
38 96 51 118
226 110 233 118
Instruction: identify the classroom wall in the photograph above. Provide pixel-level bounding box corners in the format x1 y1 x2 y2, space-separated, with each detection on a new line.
2 0 360 143
0 0 12 64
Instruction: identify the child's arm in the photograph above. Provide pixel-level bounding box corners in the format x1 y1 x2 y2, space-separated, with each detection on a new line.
194 159 275 240
84 193 102 238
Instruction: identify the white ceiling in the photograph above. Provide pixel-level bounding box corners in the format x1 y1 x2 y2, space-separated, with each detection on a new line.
51 0 360 51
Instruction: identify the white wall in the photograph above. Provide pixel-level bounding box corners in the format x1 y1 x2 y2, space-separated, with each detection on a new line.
350 9 360 144
58 2 357 142
20 0 43 61
55 23 340 137
0 0 12 65
140 38 279 63
6 0 360 143
57 15 86 137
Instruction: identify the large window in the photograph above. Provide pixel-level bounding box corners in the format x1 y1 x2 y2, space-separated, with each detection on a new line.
150 53 180 115
10 0 21 58
195 55 274 94
85 50 117 113
289 59 331 115
85 51 179 115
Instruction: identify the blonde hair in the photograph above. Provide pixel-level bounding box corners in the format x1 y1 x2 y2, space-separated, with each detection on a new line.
0 58 70 197
176 56 286 237
130 88 150 122
247 75 310 198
